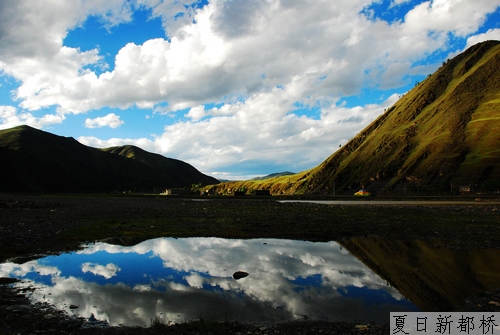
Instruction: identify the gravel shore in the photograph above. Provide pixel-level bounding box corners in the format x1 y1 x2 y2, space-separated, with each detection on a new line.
1 194 499 334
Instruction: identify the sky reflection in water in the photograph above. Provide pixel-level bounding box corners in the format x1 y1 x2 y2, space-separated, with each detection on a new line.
0 238 417 326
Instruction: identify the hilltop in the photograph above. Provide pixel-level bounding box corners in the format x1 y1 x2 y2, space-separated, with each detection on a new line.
0 125 218 193
251 171 296 181
205 40 500 195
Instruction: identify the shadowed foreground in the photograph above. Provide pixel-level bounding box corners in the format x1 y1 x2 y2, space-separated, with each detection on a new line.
1 194 499 334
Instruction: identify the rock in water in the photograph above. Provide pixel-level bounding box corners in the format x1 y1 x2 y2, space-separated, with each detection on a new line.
233 271 249 280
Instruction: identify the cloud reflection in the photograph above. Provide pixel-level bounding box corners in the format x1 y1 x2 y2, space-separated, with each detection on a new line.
0 238 417 326
81 262 121 279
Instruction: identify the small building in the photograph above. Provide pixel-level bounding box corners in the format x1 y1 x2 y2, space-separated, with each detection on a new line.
459 185 471 194
161 188 193 195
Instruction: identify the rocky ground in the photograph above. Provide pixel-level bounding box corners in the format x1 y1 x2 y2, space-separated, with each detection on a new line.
1 193 499 334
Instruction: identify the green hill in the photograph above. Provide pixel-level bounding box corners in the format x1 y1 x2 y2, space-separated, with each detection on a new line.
250 171 296 181
205 40 500 195
0 125 219 193
301 40 500 195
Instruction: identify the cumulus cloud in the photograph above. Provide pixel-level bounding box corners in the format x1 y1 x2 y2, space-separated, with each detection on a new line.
0 260 60 278
465 28 500 49
1 0 499 178
0 105 65 130
139 0 207 36
78 135 155 152
84 113 124 128
4 0 498 115
401 0 499 37
185 105 207 120
79 94 398 179
81 262 121 279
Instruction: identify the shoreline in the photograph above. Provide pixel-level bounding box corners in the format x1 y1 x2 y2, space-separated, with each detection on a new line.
1 194 499 334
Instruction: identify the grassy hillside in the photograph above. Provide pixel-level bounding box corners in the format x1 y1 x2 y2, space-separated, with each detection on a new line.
205 40 500 195
204 170 311 195
0 125 219 193
301 40 500 195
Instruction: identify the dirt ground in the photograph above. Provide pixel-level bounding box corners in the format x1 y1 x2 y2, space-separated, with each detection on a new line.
1 193 499 334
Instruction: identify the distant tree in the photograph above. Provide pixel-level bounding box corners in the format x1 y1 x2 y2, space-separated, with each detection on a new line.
191 183 203 190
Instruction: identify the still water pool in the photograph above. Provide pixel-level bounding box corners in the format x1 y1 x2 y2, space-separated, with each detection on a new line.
1 238 419 326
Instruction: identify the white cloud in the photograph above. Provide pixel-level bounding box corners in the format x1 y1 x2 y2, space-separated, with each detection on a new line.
1 0 499 178
84 113 124 128
186 105 207 120
81 262 121 279
4 0 498 115
78 94 398 179
0 105 65 130
0 260 60 278
0 0 134 113
402 0 500 37
78 135 155 151
465 28 500 49
391 0 412 6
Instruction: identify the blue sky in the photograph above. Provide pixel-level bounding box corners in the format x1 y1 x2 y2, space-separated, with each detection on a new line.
1 0 499 180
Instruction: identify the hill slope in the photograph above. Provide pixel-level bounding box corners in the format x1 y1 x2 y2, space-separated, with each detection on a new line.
251 171 296 181
205 40 500 195
300 40 500 195
0 125 219 193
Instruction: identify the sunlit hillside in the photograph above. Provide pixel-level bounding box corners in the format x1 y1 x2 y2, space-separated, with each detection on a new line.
205 40 500 196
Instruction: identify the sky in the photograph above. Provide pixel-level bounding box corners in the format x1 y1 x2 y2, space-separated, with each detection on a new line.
1 0 499 180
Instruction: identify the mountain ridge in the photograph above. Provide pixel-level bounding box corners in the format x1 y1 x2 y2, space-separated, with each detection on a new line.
301 40 500 195
0 125 219 193
204 40 500 195
251 171 296 181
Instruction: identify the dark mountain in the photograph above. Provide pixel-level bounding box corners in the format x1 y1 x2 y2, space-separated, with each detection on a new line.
0 125 219 193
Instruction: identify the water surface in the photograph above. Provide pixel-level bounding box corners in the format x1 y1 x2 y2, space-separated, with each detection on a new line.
278 200 495 205
0 238 416 326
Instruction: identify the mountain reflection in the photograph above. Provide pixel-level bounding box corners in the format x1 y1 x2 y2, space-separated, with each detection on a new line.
341 238 500 312
0 238 416 326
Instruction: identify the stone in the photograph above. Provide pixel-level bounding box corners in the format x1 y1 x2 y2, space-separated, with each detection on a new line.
355 324 369 330
61 320 81 329
233 271 249 280
0 277 19 285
